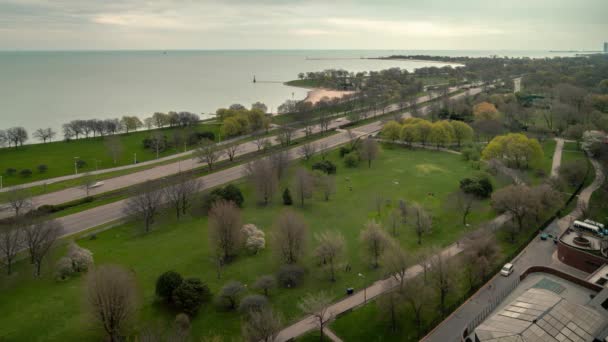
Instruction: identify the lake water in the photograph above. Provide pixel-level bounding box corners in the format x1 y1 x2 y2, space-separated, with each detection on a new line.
0 50 578 136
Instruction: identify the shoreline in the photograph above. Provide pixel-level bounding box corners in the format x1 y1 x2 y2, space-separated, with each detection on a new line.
302 87 356 104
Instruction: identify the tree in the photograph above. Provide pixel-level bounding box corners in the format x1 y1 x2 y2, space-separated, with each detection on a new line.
225 144 239 162
414 120 432 145
164 175 201 219
360 138 380 168
0 224 22 275
246 159 278 205
104 135 123 164
123 182 163 233
382 121 402 141
218 281 245 310
86 265 137 342
23 219 61 276
450 121 473 147
172 278 211 315
429 121 454 148
429 251 454 316
273 210 308 264
33 127 56 143
403 276 429 338
314 231 345 282
400 124 418 146
462 229 500 289
239 294 269 314
314 171 336 201
482 133 543 169
80 172 97 196
277 127 294 147
473 102 499 120
559 161 587 189
195 139 223 171
293 168 314 207
386 208 402 237
377 284 403 333
298 292 333 342
298 142 317 160
253 134 268 152
360 220 391 268
253 275 276 297
208 200 242 262
156 271 183 302
7 187 32 218
491 184 537 238
447 190 478 226
410 204 432 245
270 151 290 180
282 188 293 205
241 224 265 254
6 127 28 147
382 244 409 291
149 131 166 159
242 308 282 342
251 101 268 113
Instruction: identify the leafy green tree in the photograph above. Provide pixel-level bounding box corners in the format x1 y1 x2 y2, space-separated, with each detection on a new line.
156 271 183 302
382 121 402 141
172 278 211 315
482 133 543 169
450 121 473 147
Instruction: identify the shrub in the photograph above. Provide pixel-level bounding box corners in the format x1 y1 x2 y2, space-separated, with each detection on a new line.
312 160 337 174
460 173 493 198
241 224 265 254
218 281 245 311
339 146 353 158
282 188 293 206
201 184 245 213
239 295 269 314
277 264 305 288
5 168 16 176
76 159 87 169
68 243 94 272
156 271 184 302
55 257 74 280
20 169 32 177
172 278 211 316
37 164 48 173
343 152 360 168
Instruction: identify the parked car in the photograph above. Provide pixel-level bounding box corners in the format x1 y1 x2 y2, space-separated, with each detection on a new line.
500 263 514 277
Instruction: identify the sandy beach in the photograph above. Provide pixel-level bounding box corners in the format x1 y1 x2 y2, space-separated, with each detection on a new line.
303 88 356 104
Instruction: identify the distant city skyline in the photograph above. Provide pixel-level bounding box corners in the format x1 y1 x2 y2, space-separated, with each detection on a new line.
0 0 606 51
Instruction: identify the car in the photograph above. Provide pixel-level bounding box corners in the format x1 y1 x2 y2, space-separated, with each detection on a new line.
90 181 105 189
500 263 514 277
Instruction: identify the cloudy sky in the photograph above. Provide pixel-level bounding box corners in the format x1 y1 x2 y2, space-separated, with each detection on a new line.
1 0 606 50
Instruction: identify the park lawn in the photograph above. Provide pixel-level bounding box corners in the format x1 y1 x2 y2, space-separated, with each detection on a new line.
0 145 499 341
525 139 556 185
0 123 221 187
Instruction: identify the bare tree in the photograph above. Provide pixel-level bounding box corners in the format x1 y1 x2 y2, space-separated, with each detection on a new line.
377 284 403 333
491 184 537 234
208 200 242 262
253 275 276 297
403 276 429 338
123 181 164 233
270 151 290 180
429 251 454 316
245 159 278 205
319 142 329 160
149 131 166 159
194 138 223 171
462 229 500 289
242 308 282 342
0 224 22 275
80 172 97 196
298 142 317 161
386 208 402 237
346 129 361 150
382 243 410 291
360 220 391 268
7 187 32 218
410 204 432 245
253 133 268 152
360 138 380 168
318 112 331 133
315 172 336 201
225 144 239 162
104 135 123 164
164 175 202 219
447 190 478 226
23 219 62 276
273 210 308 264
298 292 333 342
293 168 313 207
277 127 294 147
86 265 137 342
314 231 345 282
33 127 56 143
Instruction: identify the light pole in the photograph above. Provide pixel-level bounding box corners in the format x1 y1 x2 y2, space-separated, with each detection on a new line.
133 153 137 164
358 273 366 304
95 159 101 171
74 157 80 175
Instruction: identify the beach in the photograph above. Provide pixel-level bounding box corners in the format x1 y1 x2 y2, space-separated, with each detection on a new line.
302 88 356 104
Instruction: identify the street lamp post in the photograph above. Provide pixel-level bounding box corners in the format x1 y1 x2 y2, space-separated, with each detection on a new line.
74 157 80 175
358 273 366 304
133 153 137 164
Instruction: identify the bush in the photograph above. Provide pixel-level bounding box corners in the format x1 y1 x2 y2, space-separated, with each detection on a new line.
253 275 276 296
202 184 245 213
282 188 293 206
339 146 353 158
238 295 268 314
55 257 74 280
20 169 32 177
460 173 493 198
241 224 265 254
5 168 16 176
343 152 360 168
189 131 215 144
312 160 337 174
35 196 94 214
172 278 211 316
37 164 48 173
156 271 184 302
277 264 305 288
68 243 94 272
76 159 87 169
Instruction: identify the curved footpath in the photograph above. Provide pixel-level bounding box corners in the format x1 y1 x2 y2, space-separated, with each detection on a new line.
421 142 605 342
0 86 476 220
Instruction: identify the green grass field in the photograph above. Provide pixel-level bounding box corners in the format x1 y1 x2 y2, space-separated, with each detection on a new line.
0 123 221 187
0 145 499 341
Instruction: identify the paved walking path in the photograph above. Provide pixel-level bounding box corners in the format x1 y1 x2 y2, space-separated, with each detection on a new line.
0 85 481 220
551 138 565 178
324 328 343 342
421 150 605 342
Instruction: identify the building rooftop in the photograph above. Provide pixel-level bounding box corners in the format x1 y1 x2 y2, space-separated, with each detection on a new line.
474 275 608 342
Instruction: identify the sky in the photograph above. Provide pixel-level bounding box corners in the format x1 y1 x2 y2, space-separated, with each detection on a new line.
0 0 606 51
